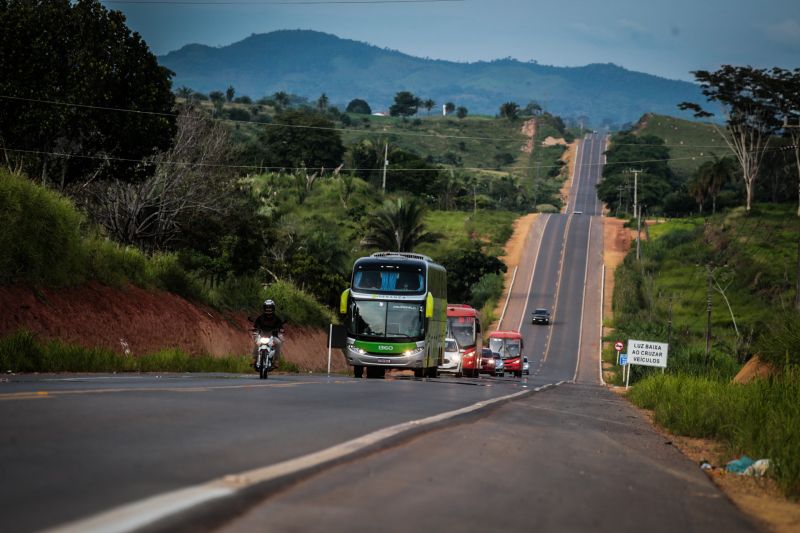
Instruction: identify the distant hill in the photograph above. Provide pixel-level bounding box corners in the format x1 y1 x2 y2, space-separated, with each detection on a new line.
158 30 708 126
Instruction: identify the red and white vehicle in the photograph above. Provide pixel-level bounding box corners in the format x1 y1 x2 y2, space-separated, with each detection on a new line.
488 330 525 378
441 304 482 377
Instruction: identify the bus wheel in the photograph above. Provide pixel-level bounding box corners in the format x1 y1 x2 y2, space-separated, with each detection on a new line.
366 366 385 379
353 365 364 378
426 366 438 378
413 368 424 379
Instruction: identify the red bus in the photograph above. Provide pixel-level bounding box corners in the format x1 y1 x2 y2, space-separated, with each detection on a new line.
488 330 524 378
443 304 482 378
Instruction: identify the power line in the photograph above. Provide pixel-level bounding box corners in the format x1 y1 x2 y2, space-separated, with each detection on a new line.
4 146 792 173
103 0 464 5
0 94 741 148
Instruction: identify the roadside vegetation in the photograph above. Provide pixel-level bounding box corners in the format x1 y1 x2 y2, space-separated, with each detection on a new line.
1 1 566 369
605 205 800 496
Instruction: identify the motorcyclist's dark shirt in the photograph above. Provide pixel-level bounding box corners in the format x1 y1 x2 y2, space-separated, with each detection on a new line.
253 313 284 334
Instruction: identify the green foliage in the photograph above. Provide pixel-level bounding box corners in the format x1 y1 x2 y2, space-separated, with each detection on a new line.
362 197 440 253
263 280 337 328
755 312 800 368
0 0 176 184
628 372 800 497
0 330 251 373
441 242 507 304
597 133 675 216
346 99 372 114
0 170 85 285
499 102 520 120
389 91 421 117
243 109 344 170
469 272 504 310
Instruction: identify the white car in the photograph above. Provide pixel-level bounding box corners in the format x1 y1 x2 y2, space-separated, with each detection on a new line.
440 338 463 377
523 356 529 375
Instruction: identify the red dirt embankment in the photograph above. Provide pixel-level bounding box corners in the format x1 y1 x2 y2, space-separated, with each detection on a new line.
0 282 345 372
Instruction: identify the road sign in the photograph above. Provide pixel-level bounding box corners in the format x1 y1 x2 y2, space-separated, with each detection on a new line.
627 339 669 368
619 354 627 365
614 341 624 351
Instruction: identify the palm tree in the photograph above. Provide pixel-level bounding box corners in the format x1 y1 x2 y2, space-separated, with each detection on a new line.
499 102 520 120
697 154 736 214
423 98 435 116
362 197 440 252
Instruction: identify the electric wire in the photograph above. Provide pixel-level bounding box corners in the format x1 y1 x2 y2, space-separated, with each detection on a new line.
0 94 737 149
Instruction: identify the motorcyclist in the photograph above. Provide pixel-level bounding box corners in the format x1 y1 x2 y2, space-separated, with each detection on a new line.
252 299 285 369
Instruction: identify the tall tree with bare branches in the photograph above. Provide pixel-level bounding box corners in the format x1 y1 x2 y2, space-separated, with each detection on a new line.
679 66 781 213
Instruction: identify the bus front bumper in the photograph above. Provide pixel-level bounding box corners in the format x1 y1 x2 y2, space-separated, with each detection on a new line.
345 346 426 368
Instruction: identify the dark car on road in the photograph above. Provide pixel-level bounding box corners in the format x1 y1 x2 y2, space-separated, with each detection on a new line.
479 348 504 377
531 308 551 325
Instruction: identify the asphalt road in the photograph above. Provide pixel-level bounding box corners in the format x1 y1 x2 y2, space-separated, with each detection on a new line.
1 134 758 532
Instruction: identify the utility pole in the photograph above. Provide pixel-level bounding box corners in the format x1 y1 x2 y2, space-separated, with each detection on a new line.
629 169 644 261
667 295 674 347
706 273 712 362
381 142 388 194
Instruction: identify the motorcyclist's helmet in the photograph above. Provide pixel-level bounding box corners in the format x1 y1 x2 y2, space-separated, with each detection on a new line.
263 299 276 315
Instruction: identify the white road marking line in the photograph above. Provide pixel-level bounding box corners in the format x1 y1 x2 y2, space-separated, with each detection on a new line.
517 214 552 332
573 215 593 383
46 384 559 533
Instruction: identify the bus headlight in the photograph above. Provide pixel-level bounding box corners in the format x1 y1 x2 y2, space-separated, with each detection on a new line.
348 344 366 355
403 346 425 356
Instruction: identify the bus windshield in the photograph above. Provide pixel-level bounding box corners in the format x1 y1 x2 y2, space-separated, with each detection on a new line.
447 317 476 349
353 267 425 294
489 338 522 359
349 300 425 340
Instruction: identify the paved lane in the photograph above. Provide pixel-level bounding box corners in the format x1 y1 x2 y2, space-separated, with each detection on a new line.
0 373 545 532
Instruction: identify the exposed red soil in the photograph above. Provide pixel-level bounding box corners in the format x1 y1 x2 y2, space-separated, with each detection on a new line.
0 282 345 372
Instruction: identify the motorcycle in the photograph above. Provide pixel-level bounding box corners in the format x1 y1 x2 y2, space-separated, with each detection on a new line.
252 330 277 379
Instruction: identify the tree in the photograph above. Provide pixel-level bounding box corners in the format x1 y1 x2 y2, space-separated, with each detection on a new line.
499 102 520 120
679 66 781 212
389 91 421 117
441 242 507 303
0 0 176 186
272 91 291 110
247 109 344 170
362 197 440 252
176 86 193 100
209 90 225 115
768 67 800 217
423 98 435 116
444 102 456 115
86 104 234 250
456 106 468 119
346 98 372 115
696 154 736 214
226 85 235 103
522 101 543 116
316 93 329 112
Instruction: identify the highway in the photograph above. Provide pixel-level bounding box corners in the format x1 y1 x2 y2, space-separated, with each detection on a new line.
0 133 758 532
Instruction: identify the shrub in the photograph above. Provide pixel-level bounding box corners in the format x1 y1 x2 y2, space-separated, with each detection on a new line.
0 170 85 285
146 253 204 302
83 236 149 287
263 280 337 328
535 204 559 213
469 272 504 310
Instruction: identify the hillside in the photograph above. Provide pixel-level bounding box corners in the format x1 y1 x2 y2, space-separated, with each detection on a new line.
634 113 732 180
158 30 709 126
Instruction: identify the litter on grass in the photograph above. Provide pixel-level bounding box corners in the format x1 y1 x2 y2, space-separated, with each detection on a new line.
724 456 770 477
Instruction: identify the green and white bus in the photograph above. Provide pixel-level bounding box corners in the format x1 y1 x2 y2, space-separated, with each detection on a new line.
340 252 447 379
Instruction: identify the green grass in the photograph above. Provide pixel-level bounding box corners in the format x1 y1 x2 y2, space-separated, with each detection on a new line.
0 330 252 373
609 205 800 496
634 114 732 180
628 372 800 497
417 209 517 259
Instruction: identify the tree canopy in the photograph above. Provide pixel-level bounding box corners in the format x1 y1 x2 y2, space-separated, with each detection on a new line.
346 98 372 115
390 91 421 117
246 109 344 170
0 0 176 186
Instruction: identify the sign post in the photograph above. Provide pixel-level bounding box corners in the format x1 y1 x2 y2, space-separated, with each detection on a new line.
624 339 669 389
614 341 623 365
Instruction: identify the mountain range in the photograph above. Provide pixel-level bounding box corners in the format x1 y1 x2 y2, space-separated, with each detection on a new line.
158 29 708 126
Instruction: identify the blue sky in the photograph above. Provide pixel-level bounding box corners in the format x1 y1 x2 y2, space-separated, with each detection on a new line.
105 0 799 81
